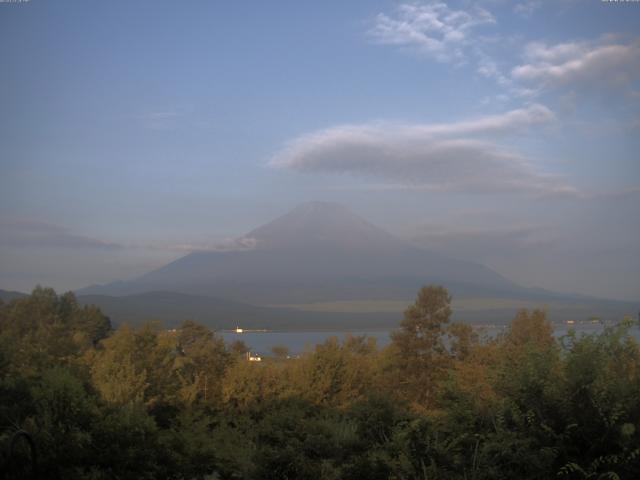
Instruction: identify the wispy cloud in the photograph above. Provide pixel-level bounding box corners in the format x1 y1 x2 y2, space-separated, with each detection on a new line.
365 2 523 102
513 1 541 18
270 105 576 197
476 52 511 87
0 220 261 255
137 111 183 130
581 185 640 200
368 1 495 63
0 221 123 250
409 102 555 135
512 37 640 96
160 237 257 253
369 2 640 104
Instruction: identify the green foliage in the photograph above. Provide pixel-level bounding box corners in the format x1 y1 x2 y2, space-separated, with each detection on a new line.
390 285 453 406
89 324 151 405
271 344 290 359
1 286 639 479
89 320 229 407
91 402 167 480
2 367 96 479
0 287 111 378
297 336 376 405
175 320 230 405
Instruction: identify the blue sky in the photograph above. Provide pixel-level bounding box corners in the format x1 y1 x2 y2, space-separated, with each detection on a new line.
1 0 639 300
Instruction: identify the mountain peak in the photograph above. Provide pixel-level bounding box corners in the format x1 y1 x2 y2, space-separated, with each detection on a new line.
246 201 402 251
77 201 521 302
290 201 350 214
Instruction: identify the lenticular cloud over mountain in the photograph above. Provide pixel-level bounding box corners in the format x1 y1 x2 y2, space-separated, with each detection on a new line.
270 105 575 196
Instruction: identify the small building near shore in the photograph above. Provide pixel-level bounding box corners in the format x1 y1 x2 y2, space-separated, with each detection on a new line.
246 352 262 362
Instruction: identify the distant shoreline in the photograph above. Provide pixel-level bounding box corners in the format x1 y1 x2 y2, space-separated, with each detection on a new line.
218 320 630 334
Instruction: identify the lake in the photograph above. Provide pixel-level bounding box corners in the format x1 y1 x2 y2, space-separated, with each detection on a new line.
220 329 393 355
219 322 640 356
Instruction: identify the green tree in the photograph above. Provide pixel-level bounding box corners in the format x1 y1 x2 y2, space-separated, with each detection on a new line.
175 320 229 405
0 287 110 378
390 285 452 407
295 336 377 406
25 367 97 480
223 359 291 408
89 324 150 405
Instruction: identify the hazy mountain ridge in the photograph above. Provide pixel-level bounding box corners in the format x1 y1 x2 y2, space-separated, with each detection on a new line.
0 289 27 303
73 202 638 325
246 202 402 252
78 202 522 301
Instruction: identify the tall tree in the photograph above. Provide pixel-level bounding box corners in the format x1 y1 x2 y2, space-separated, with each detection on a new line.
175 320 229 404
390 285 452 407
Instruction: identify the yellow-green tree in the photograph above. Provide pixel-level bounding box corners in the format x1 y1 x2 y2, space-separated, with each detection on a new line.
174 320 229 404
0 287 110 378
389 285 452 408
89 324 150 404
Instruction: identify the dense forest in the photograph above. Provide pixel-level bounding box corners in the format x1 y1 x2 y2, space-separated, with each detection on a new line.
1 286 639 479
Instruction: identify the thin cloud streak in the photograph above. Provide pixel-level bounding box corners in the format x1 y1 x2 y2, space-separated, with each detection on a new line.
0 221 123 250
406 103 555 136
513 1 542 18
136 111 183 130
156 237 257 253
512 38 640 95
0 220 260 255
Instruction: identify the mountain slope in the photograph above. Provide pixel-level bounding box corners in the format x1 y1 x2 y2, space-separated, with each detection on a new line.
77 291 638 329
246 201 401 251
0 289 27 303
78 202 521 303
77 291 395 330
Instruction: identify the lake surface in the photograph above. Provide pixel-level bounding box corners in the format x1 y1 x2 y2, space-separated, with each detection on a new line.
220 323 640 355
220 330 393 355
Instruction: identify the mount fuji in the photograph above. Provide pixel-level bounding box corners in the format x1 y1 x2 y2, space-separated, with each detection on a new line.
78 202 525 303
